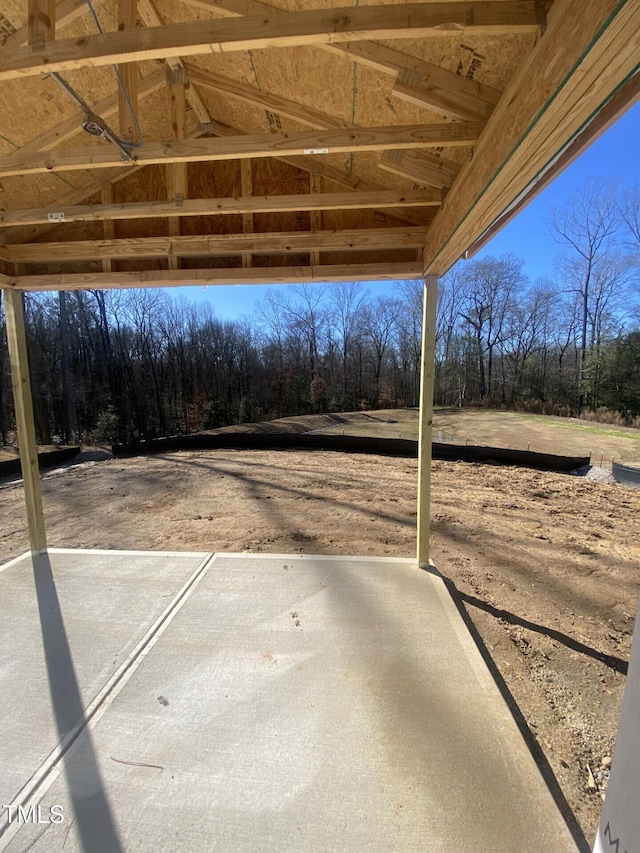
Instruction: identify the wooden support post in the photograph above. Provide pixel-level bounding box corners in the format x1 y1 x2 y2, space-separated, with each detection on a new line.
28 0 55 48
167 71 187 270
310 171 321 266
417 274 437 567
4 288 47 555
118 0 138 143
241 159 253 268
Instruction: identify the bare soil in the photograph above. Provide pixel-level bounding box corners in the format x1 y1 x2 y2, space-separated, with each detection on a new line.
2 409 640 848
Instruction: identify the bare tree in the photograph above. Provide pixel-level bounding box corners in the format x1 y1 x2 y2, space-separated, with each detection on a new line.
459 255 525 401
548 177 620 410
327 282 366 409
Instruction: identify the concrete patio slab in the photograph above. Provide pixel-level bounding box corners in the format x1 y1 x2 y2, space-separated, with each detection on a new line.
0 547 209 840
1 551 578 852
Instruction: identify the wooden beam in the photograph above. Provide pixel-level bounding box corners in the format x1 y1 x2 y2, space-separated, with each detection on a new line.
379 149 462 190
4 289 47 554
1 154 430 245
0 112 200 245
464 69 640 258
0 123 484 177
3 261 423 291
184 0 507 121
166 73 188 270
417 274 437 568
0 190 440 228
240 160 253 269
0 4 543 81
117 0 138 144
100 181 115 273
136 0 212 124
6 227 428 263
310 173 322 265
392 63 501 122
423 0 640 274
186 64 350 130
28 0 56 46
18 69 165 155
4 0 87 50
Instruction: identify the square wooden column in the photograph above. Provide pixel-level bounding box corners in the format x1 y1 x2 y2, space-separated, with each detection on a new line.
417 274 438 567
4 288 47 554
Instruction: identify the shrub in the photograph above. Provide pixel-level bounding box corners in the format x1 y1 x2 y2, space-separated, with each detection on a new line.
94 407 120 444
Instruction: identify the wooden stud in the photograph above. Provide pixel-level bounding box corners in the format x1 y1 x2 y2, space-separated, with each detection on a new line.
4 288 47 555
6 0 84 50
27 0 56 47
310 173 322 265
101 182 115 273
118 0 138 144
166 77 188 270
240 160 253 268
137 0 212 124
417 274 438 568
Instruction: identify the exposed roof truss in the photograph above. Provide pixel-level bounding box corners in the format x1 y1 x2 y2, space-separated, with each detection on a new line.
0 0 637 290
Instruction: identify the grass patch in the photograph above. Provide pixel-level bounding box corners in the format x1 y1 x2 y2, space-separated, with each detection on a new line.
513 413 640 441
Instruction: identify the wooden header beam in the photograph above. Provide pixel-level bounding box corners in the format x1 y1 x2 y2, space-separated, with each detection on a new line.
5 227 428 263
0 4 541 82
1 261 423 291
423 0 640 275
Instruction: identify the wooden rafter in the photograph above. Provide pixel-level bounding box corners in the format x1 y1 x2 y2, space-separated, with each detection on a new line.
0 123 484 177
379 150 462 190
183 0 507 121
0 190 439 229
185 63 466 189
423 0 640 273
5 227 427 263
0 119 430 245
186 65 350 131
0 4 542 82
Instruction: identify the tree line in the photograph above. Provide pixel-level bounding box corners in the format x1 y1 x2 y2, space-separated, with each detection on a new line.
0 177 639 446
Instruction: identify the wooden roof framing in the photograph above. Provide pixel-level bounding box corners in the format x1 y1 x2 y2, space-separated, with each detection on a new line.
0 0 638 289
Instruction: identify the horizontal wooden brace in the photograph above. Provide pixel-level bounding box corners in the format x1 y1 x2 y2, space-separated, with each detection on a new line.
0 3 541 82
1 261 423 291
0 190 441 228
5 227 428 263
0 124 484 178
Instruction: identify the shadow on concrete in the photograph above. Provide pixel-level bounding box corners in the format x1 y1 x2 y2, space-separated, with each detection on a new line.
424 564 592 853
32 552 123 852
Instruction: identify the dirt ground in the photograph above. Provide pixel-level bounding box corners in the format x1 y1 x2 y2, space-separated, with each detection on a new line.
2 409 640 849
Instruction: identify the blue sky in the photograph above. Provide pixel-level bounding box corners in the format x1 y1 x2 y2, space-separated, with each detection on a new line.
177 100 640 319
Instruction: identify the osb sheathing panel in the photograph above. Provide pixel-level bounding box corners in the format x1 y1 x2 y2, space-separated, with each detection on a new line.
0 0 544 279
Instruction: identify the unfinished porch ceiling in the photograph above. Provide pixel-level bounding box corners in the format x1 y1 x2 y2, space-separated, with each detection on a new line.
0 0 638 290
